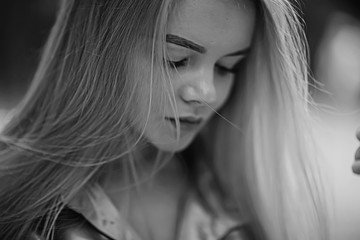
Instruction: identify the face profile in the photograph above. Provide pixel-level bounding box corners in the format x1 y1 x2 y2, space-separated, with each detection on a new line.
142 0 256 152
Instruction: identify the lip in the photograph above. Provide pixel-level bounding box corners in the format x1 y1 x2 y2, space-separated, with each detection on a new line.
165 116 203 132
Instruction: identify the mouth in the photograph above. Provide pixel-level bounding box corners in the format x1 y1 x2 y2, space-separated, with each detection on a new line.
165 116 203 132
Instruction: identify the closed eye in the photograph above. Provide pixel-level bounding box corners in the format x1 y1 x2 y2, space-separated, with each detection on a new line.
166 58 188 69
215 64 235 75
216 58 247 75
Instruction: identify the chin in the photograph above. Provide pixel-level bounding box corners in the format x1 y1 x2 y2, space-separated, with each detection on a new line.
153 134 195 153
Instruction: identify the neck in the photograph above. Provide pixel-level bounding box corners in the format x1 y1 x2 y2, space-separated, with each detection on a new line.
96 145 189 240
99 143 186 192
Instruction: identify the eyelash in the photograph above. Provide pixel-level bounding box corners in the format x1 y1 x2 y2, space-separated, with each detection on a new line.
215 64 235 75
165 58 244 75
167 58 188 69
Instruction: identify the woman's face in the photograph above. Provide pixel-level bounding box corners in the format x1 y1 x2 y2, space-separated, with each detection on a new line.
144 0 256 152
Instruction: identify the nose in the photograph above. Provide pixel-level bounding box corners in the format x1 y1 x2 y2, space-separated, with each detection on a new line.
178 69 217 105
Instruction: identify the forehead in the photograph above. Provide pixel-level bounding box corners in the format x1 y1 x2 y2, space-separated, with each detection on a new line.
168 0 256 49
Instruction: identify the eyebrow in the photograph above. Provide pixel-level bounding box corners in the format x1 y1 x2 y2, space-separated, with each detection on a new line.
166 34 251 57
166 34 206 53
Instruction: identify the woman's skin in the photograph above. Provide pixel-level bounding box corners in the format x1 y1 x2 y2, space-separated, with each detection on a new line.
101 0 256 240
140 0 255 152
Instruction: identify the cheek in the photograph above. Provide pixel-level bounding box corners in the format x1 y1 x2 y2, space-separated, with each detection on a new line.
132 57 167 130
214 77 234 109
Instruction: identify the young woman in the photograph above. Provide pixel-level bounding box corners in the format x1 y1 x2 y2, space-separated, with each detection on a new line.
0 0 328 239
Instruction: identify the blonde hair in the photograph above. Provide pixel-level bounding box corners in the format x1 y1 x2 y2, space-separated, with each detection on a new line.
0 0 327 239
204 1 328 239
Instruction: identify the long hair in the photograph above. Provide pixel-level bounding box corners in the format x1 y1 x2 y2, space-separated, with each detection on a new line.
202 1 328 239
0 0 328 239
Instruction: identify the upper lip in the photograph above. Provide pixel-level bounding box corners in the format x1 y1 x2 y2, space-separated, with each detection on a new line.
165 116 203 124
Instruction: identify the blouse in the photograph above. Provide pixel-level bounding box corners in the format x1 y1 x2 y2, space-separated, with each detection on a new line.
32 184 255 240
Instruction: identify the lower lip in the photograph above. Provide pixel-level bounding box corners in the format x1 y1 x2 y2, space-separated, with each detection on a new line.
167 119 202 133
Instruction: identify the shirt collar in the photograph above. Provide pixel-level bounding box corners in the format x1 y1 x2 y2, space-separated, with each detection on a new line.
68 184 242 240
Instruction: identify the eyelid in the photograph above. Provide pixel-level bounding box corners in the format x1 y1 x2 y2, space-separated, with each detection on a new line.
165 47 191 61
215 64 233 73
166 44 193 57
219 57 247 73
166 58 189 69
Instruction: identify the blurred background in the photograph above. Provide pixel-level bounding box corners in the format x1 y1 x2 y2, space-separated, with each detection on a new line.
0 1 360 239
303 1 360 239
